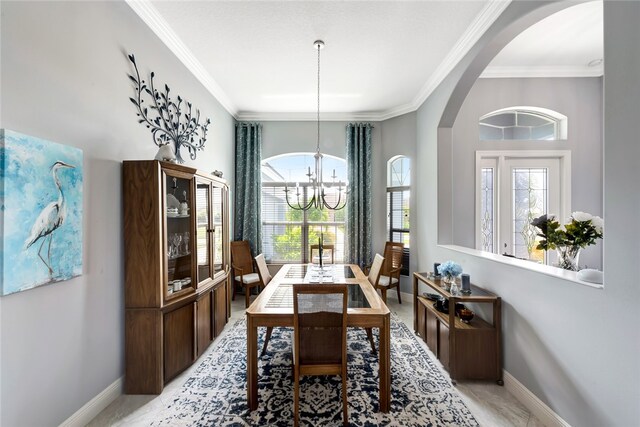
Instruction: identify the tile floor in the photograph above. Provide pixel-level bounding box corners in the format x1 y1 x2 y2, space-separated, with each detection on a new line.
88 294 544 427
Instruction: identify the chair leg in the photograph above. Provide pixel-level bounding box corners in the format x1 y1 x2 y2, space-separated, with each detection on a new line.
366 328 376 354
260 327 273 357
381 288 388 304
396 284 402 304
294 369 300 427
245 285 250 308
232 281 236 301
342 371 348 426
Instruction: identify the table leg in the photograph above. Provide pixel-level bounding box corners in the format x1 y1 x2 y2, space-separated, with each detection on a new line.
379 314 391 412
247 315 258 410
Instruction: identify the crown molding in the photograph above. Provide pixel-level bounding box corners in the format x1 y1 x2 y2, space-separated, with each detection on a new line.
125 0 238 118
236 111 385 122
409 0 512 115
480 65 604 78
127 0 510 123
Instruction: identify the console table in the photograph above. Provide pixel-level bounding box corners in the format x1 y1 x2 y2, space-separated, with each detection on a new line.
413 272 503 385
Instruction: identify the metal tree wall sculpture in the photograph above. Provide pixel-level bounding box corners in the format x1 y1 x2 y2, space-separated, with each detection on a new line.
128 54 211 163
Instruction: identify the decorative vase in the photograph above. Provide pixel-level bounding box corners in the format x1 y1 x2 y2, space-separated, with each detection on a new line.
155 143 177 163
556 245 581 271
443 275 456 292
449 280 460 296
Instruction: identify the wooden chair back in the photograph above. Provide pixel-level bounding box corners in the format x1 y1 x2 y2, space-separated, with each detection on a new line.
230 240 254 275
254 253 271 286
293 283 348 426
310 244 335 264
367 253 385 287
382 241 404 277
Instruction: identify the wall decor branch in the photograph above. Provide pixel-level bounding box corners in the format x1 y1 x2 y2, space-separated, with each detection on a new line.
127 54 211 163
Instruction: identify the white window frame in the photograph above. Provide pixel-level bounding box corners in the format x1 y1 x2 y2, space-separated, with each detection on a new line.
479 106 568 141
475 150 572 258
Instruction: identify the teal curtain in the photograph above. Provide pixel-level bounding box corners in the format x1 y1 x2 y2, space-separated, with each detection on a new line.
346 123 373 268
234 122 262 255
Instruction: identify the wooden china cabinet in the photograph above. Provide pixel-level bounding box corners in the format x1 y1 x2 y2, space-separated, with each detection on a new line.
123 160 230 394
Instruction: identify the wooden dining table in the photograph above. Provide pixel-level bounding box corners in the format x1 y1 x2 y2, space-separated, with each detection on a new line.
245 263 391 412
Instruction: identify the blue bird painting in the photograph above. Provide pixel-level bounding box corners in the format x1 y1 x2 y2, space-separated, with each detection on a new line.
24 161 76 276
0 129 83 295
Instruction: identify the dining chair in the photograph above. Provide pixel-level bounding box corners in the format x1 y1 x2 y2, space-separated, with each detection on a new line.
376 241 405 304
255 253 276 356
310 244 335 264
292 284 348 427
364 253 385 353
231 241 261 308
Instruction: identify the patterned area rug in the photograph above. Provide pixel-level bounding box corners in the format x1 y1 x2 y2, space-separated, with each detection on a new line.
150 315 478 426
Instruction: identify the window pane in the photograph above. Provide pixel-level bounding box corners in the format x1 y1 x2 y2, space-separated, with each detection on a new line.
263 224 303 263
480 168 494 253
512 168 548 261
480 109 562 141
531 123 556 140
389 156 411 187
482 112 515 127
261 154 347 263
388 189 410 248
479 124 503 140
517 112 552 127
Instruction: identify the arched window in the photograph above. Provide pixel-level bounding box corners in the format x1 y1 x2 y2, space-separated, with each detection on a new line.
479 106 567 141
261 153 346 263
387 156 410 275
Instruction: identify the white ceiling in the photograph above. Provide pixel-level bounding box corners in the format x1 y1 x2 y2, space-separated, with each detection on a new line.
130 0 603 121
483 1 603 78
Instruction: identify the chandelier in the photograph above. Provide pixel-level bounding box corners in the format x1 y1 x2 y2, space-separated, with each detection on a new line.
284 40 347 211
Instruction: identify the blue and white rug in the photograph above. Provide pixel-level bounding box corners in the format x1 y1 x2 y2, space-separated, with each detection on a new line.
150 315 478 426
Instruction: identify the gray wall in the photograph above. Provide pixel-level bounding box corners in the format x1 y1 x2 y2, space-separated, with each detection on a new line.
417 1 639 426
450 77 603 269
0 2 235 425
261 116 417 294
378 112 417 292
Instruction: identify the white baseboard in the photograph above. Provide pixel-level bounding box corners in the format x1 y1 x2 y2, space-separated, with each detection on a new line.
504 370 571 427
59 377 123 427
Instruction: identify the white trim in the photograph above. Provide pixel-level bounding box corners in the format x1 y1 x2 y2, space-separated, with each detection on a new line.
236 111 385 122
504 370 572 427
127 0 510 122
59 377 123 427
439 244 603 289
481 65 604 79
410 0 512 116
125 0 238 118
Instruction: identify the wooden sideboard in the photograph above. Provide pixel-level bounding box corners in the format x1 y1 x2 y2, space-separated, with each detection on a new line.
413 272 503 385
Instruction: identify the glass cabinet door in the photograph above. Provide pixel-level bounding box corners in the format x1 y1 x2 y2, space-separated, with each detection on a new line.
212 185 225 276
164 173 194 297
195 180 213 285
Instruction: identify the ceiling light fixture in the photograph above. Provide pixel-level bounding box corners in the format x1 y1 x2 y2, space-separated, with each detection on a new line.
284 40 347 211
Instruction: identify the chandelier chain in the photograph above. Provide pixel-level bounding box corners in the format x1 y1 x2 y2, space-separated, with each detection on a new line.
317 42 320 151
283 40 346 211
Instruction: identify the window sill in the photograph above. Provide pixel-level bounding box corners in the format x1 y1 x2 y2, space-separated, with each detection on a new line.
438 245 604 289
